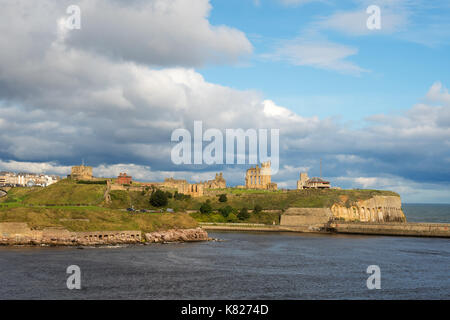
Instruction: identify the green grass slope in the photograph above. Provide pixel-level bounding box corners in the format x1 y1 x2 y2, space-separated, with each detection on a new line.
0 206 197 232
21 179 106 205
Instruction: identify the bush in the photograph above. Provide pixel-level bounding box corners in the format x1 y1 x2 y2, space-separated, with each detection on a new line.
150 189 168 207
174 191 191 201
76 180 107 185
227 213 238 222
218 205 233 217
238 207 250 220
165 191 173 199
218 194 227 203
253 204 263 214
199 200 213 214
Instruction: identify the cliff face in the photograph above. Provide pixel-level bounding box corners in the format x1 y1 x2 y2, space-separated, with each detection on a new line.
330 195 406 223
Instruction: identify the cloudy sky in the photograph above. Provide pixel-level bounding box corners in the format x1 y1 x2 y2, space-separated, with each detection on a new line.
0 0 449 203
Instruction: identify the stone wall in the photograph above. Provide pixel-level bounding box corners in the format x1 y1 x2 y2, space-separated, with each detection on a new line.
330 222 450 238
330 196 406 222
0 222 141 246
280 208 332 227
178 183 204 197
69 165 93 180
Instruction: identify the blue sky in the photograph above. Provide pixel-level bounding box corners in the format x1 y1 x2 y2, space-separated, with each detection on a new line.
201 0 450 121
0 0 449 203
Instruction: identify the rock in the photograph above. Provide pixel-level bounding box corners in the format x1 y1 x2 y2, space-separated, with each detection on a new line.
144 228 210 243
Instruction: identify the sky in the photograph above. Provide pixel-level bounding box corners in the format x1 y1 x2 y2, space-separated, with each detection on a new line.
0 0 449 203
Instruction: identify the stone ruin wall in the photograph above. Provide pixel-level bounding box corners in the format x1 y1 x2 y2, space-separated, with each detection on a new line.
0 222 141 246
69 165 93 180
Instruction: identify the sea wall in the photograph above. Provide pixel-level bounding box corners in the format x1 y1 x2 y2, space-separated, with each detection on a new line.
280 208 332 227
330 222 450 238
330 196 406 222
0 222 141 246
144 228 210 243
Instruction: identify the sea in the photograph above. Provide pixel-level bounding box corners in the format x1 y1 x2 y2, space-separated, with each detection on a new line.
0 204 449 299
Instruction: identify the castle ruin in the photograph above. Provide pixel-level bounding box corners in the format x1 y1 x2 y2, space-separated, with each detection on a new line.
178 183 204 197
203 172 226 189
245 161 277 190
68 165 93 180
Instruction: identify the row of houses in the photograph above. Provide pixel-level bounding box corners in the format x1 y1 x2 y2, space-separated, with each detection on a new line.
0 171 60 187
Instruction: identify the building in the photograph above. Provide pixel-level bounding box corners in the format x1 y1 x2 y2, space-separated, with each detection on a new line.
178 183 204 197
0 171 60 187
297 172 330 189
68 165 93 180
203 172 226 189
117 173 132 185
245 161 277 190
162 177 188 189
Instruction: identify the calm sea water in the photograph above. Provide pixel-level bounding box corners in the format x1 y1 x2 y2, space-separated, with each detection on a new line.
403 203 450 223
0 204 449 300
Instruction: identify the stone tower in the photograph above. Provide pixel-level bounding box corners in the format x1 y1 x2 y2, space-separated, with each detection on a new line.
297 172 309 189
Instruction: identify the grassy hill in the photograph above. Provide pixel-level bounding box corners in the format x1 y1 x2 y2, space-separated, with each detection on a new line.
0 179 400 229
3 179 107 206
1 179 399 211
165 188 399 211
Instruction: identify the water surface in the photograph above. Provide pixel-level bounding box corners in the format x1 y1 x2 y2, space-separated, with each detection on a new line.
0 231 448 299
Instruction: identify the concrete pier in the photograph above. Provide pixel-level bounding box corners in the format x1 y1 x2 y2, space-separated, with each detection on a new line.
329 222 450 238
200 222 450 238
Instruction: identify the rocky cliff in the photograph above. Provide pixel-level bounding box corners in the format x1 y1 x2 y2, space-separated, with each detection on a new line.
280 195 406 227
330 195 406 222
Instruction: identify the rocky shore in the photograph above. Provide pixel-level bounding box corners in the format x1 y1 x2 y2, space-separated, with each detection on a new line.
144 228 211 243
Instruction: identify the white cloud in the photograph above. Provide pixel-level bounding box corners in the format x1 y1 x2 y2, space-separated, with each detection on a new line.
263 37 367 75
0 0 252 69
426 81 450 105
0 1 450 203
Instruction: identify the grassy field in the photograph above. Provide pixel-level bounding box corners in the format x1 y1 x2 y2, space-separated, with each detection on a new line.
14 179 107 206
0 206 197 232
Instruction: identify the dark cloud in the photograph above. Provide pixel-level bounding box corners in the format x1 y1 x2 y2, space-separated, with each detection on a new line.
0 1 449 202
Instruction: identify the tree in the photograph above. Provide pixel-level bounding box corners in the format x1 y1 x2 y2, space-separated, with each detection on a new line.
238 207 250 220
218 194 227 203
219 205 233 218
150 189 168 207
253 204 263 215
165 191 173 199
199 200 213 214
